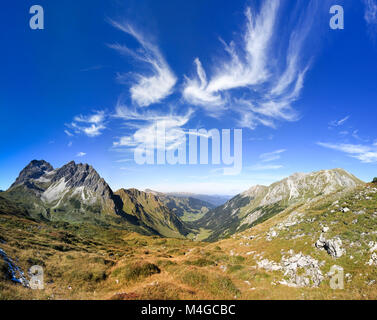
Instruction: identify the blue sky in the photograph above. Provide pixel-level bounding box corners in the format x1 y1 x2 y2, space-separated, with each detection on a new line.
1 0 377 195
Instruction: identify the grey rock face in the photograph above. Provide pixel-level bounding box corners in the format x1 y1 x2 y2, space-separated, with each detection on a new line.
8 160 119 217
52 161 113 199
315 233 345 258
11 160 54 188
257 250 324 287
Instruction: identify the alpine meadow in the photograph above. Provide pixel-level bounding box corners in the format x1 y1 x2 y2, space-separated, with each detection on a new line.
1 0 377 302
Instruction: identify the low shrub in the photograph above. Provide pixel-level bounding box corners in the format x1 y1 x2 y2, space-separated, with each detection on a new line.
112 262 160 282
184 258 215 267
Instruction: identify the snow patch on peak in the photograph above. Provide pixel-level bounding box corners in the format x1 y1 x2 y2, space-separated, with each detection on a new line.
41 178 68 203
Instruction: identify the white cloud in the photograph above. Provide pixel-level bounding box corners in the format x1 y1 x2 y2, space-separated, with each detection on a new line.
68 110 107 137
247 164 283 171
115 159 133 163
109 21 177 107
183 1 316 129
113 103 193 151
74 111 105 124
64 130 74 137
76 152 87 157
182 58 225 114
364 0 377 25
183 2 279 110
351 129 369 142
68 141 73 147
317 142 377 163
260 149 286 162
242 149 285 172
329 116 350 127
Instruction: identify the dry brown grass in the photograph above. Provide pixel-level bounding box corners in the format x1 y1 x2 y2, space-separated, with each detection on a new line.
2 184 377 300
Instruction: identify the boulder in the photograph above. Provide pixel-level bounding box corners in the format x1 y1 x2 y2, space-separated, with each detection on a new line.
315 234 344 258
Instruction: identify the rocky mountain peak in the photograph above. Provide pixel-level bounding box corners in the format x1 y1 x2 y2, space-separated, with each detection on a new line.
11 160 54 188
242 185 268 198
51 161 113 199
260 168 362 206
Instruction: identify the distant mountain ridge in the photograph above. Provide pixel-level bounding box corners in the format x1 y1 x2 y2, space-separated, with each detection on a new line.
144 189 216 221
194 169 363 241
144 189 232 207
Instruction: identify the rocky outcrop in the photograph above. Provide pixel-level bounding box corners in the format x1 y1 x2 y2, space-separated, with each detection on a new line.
257 250 325 288
0 248 29 288
6 160 121 218
52 161 113 200
315 233 345 258
11 160 54 188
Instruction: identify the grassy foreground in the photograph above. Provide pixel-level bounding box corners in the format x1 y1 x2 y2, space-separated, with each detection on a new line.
1 184 377 300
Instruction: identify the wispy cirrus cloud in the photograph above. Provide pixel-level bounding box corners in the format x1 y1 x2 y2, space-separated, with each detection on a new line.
260 149 286 162
243 149 286 172
76 152 87 157
183 2 279 112
247 164 283 171
64 130 74 137
67 110 107 137
363 0 377 25
113 103 193 151
363 0 377 41
329 115 350 127
317 142 377 163
183 1 318 129
109 20 177 108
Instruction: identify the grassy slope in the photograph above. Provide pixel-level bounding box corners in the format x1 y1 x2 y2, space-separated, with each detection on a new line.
114 189 191 239
162 196 212 222
1 184 377 300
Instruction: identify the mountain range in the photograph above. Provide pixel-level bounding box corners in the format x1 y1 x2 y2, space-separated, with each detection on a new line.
194 169 363 241
0 160 365 242
2 160 191 238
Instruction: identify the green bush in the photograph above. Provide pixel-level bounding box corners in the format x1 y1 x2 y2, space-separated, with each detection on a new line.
27 257 46 267
210 276 240 297
156 260 176 267
112 263 160 282
372 177 377 184
228 264 244 273
184 258 215 267
0 260 9 280
182 271 208 287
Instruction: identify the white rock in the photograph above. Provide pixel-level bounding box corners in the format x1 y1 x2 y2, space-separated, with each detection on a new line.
315 234 345 258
